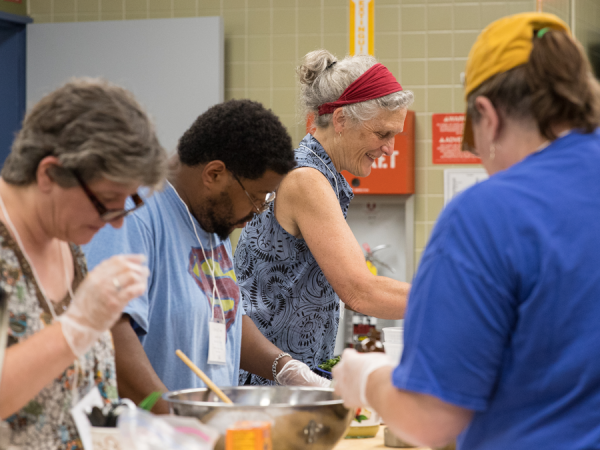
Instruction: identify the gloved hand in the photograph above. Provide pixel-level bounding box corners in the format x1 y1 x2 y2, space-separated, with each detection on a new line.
332 349 394 408
57 254 149 358
276 359 331 388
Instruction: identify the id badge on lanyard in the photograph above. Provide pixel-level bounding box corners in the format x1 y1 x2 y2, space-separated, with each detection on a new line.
207 319 227 365
207 288 227 365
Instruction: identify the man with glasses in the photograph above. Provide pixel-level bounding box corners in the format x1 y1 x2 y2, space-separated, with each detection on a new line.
83 100 329 413
231 172 276 215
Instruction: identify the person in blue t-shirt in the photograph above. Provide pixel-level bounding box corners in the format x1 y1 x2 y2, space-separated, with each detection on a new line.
84 100 329 414
332 12 600 450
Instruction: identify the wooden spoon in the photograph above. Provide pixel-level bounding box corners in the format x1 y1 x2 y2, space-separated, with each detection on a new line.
175 349 233 404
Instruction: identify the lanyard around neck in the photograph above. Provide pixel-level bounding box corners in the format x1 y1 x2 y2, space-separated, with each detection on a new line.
167 181 224 322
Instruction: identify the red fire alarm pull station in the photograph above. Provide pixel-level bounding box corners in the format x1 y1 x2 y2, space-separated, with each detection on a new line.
432 113 481 164
306 111 415 195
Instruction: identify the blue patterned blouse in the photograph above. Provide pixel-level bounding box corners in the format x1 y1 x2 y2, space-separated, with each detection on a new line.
235 134 354 385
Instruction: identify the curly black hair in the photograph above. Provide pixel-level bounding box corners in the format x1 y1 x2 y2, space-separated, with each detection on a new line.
177 99 296 179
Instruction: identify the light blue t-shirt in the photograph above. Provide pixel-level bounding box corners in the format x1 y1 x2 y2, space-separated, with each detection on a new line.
393 129 600 449
83 183 243 391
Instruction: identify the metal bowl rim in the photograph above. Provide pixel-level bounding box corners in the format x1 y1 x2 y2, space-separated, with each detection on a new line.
163 386 347 409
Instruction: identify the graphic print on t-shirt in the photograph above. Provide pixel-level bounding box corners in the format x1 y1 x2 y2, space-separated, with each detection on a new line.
188 243 240 331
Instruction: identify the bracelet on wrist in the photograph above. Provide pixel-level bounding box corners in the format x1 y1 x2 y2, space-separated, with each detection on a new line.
272 352 291 385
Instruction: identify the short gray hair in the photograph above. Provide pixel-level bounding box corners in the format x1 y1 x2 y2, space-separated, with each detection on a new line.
297 49 414 128
2 77 168 189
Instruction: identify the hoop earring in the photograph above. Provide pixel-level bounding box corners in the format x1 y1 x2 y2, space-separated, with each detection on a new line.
490 143 496 160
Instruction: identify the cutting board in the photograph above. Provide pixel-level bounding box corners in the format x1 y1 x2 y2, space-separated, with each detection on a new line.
334 428 431 449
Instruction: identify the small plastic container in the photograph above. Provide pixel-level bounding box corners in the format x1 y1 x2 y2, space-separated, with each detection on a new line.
225 420 272 450
314 367 333 380
382 326 403 344
383 342 403 366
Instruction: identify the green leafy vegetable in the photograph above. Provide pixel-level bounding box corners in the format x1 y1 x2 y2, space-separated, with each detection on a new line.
318 356 341 371
139 391 162 411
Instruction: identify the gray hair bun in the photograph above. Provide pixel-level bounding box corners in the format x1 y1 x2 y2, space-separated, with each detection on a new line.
297 49 338 86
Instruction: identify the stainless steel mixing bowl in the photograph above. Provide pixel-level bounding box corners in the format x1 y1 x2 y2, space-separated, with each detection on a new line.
164 386 353 450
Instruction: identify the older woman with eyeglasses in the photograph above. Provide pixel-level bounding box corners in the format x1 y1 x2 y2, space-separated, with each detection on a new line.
234 50 414 386
0 78 167 449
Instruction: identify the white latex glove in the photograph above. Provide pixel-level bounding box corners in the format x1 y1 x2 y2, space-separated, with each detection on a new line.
57 254 149 358
332 349 394 408
276 359 331 388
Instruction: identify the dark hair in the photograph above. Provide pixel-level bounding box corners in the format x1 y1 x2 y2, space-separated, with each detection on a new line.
177 99 296 179
467 30 600 140
2 78 167 188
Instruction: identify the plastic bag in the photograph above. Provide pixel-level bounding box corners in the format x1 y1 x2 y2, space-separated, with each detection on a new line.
118 407 219 450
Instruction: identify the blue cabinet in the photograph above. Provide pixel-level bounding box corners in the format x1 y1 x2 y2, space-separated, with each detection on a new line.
0 12 31 166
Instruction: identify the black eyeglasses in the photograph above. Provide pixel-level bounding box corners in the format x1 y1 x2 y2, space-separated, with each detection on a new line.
230 172 276 214
72 171 144 222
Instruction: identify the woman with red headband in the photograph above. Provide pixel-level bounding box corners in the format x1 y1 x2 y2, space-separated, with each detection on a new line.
234 49 413 386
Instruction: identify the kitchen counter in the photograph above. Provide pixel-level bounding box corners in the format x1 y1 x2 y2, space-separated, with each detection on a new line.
334 428 432 449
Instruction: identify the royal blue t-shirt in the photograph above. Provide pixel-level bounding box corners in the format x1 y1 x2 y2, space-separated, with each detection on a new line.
83 183 243 391
393 129 600 449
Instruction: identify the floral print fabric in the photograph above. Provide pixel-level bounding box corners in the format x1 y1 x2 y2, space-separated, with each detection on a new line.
0 223 118 450
235 134 354 385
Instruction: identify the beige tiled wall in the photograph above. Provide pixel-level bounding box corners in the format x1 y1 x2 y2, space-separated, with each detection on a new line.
0 0 27 15
542 0 570 23
575 0 600 63
27 0 600 268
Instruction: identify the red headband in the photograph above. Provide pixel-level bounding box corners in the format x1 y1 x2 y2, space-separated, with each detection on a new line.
318 63 403 116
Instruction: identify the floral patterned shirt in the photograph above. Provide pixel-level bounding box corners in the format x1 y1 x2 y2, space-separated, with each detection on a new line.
0 223 118 450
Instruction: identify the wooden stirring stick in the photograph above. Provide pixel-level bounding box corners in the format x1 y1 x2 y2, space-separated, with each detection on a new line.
175 349 234 404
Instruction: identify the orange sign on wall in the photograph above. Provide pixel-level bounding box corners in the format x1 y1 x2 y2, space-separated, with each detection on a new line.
432 113 481 164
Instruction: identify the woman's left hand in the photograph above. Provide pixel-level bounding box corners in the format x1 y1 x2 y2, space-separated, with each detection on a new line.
332 349 395 408
276 359 331 388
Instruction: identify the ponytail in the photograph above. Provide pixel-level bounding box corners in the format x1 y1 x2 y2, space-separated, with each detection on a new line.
527 30 600 140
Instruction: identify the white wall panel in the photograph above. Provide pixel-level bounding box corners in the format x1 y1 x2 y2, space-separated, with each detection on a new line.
27 17 223 153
